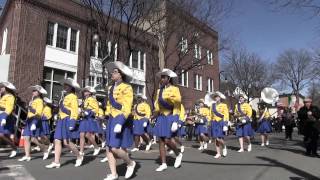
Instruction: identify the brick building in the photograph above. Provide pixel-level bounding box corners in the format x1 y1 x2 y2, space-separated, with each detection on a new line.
0 0 219 110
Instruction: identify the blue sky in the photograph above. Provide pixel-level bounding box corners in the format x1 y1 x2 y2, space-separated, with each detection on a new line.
220 0 319 62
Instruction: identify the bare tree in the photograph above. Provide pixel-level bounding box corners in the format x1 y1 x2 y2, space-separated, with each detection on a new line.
264 0 320 16
223 47 273 99
307 80 320 107
274 49 316 107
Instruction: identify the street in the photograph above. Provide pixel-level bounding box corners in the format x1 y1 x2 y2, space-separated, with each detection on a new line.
1 131 320 180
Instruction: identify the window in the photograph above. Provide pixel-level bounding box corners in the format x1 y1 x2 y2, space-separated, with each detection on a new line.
70 29 77 52
131 50 139 69
140 52 145 70
46 22 54 46
178 70 188 87
56 25 68 49
43 67 75 101
96 76 102 85
194 74 202 90
207 78 214 93
207 50 213 65
194 44 201 59
88 76 95 87
132 84 144 95
180 37 188 53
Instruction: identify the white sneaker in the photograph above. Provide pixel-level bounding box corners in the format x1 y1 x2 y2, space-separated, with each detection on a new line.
125 161 136 179
174 153 183 168
43 152 49 160
9 150 17 158
248 144 252 152
261 143 265 147
48 143 54 153
104 174 118 180
266 141 269 146
146 143 152 151
18 156 31 162
237 149 244 153
203 143 208 150
180 146 185 153
100 157 108 163
75 156 83 167
131 148 139 152
93 147 101 156
222 146 227 157
214 154 221 159
155 163 167 172
198 146 203 150
45 162 61 169
168 150 174 155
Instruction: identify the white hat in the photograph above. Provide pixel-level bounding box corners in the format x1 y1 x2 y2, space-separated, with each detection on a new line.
136 93 147 100
43 97 52 104
234 92 248 100
156 68 177 78
212 91 226 100
82 86 96 94
60 78 80 90
106 61 133 81
29 85 47 95
0 82 16 91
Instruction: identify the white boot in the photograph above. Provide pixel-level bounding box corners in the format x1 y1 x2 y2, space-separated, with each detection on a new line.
125 161 136 179
93 147 101 156
203 142 208 150
9 150 17 158
222 146 227 157
75 156 84 167
248 144 252 152
174 153 183 168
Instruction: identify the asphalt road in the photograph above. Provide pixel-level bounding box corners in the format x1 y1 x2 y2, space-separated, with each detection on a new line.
1 131 320 180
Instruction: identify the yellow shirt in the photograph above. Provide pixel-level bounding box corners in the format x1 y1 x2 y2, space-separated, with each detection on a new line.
0 93 15 115
199 107 211 121
97 108 105 118
210 103 229 122
83 96 99 115
134 102 151 120
27 98 44 118
42 105 52 120
59 93 79 120
105 82 133 119
179 104 186 121
234 103 252 118
154 85 181 116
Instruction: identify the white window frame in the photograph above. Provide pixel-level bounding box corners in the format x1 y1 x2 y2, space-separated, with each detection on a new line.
194 44 201 59
1 28 8 55
179 70 189 87
180 37 188 53
207 78 214 93
194 74 202 91
207 50 213 65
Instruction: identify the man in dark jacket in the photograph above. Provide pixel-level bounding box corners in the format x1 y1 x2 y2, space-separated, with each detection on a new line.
297 98 320 157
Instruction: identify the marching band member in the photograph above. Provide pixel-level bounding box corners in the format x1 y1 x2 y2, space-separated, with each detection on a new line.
97 102 106 149
210 91 229 158
131 94 152 152
256 103 272 146
195 99 210 150
104 61 136 180
41 97 54 154
0 82 18 158
153 68 183 172
19 85 49 161
46 78 82 168
234 93 253 152
79 86 101 156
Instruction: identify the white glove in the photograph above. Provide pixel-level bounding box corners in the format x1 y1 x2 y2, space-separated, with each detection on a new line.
200 119 204 124
102 123 107 130
241 119 247 124
114 124 122 133
171 122 178 132
30 124 37 131
223 126 228 132
143 122 147 127
1 119 6 126
69 126 74 131
84 111 89 116
178 124 182 128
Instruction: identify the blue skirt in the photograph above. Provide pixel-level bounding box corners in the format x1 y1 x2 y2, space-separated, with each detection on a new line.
54 117 80 140
41 120 50 136
174 120 186 137
211 121 226 138
96 119 105 134
236 123 254 137
0 113 15 135
79 117 98 133
133 118 148 135
195 119 208 135
147 124 154 136
106 115 133 148
154 114 179 138
23 117 42 137
256 119 272 134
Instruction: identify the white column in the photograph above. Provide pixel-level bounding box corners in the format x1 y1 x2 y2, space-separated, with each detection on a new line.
138 51 141 70
76 30 80 54
53 23 58 47
1 28 7 55
66 28 71 51
95 42 98 58
129 53 132 68
114 43 118 61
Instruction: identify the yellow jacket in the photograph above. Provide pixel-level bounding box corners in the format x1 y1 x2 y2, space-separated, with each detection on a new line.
234 103 252 118
97 108 105 118
59 93 79 120
179 104 185 121
199 107 211 121
134 102 151 120
0 93 15 116
105 82 133 119
154 85 181 116
27 97 44 118
210 103 229 122
42 105 52 120
83 96 99 115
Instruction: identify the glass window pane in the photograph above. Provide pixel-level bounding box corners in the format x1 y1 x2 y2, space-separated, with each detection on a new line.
53 69 65 81
132 50 138 69
70 29 77 52
140 52 144 70
44 67 52 80
46 22 54 46
43 81 52 99
56 25 68 49
52 82 63 102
